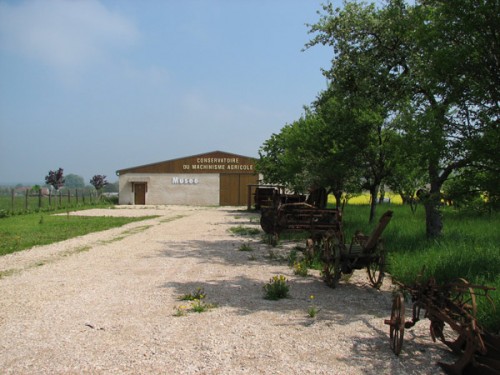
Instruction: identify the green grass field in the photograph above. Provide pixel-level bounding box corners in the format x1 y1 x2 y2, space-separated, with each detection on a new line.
339 204 500 332
0 212 157 257
0 193 116 215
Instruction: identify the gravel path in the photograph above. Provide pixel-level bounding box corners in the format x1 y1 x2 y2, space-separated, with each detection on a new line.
0 206 453 374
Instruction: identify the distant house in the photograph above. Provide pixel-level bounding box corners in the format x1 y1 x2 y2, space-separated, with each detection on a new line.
116 150 259 206
14 186 31 195
39 187 50 196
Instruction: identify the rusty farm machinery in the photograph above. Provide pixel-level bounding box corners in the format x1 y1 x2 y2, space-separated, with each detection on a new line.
259 199 393 289
384 276 499 374
258 190 499 373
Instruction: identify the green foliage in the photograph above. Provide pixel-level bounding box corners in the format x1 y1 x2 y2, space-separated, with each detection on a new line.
307 295 319 318
64 174 85 188
263 275 290 300
238 243 253 252
292 260 308 277
287 248 299 265
443 170 499 212
0 213 157 256
229 225 261 236
0 191 117 216
379 206 500 332
103 181 119 193
276 0 500 236
178 288 206 301
174 289 216 316
384 131 427 205
190 299 217 313
257 110 345 194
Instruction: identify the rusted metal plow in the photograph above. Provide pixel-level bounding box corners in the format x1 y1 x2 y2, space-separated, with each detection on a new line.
320 210 392 288
384 277 499 374
260 202 342 239
260 202 393 289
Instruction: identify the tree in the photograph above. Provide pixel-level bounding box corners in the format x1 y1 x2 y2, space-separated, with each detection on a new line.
257 106 364 208
64 174 85 189
384 130 427 211
306 1 407 222
257 123 308 193
312 91 366 208
422 0 500 212
257 110 327 193
90 175 108 199
45 168 65 191
306 0 498 236
103 181 119 193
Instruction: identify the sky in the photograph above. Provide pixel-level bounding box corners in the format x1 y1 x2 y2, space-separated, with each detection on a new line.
0 0 340 185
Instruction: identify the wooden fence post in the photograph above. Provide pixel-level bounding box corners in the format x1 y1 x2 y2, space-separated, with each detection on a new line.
25 189 29 211
39 188 42 209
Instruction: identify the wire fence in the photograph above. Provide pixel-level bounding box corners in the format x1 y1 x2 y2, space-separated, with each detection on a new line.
0 188 117 215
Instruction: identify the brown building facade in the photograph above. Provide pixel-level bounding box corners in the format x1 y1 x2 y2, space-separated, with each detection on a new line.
116 150 259 206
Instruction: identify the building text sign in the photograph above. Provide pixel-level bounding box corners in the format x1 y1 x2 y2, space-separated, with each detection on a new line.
182 157 254 171
172 177 199 185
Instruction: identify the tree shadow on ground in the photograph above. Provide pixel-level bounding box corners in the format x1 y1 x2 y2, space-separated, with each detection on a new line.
161 265 393 324
337 316 454 374
153 208 457 373
161 272 453 374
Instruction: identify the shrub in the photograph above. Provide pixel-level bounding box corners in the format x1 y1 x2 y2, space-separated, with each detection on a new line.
178 287 205 301
229 225 261 236
293 260 308 277
263 275 290 300
308 295 319 318
288 248 299 266
239 243 253 251
191 299 217 313
174 288 217 316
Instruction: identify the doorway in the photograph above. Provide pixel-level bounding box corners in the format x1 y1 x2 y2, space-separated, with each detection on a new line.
134 183 147 205
220 174 258 206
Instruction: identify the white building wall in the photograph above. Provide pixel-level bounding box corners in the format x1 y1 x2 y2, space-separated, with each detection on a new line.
119 173 220 205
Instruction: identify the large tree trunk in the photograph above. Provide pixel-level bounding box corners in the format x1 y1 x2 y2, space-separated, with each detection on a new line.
334 191 342 209
368 185 379 224
425 180 444 238
378 185 385 203
424 200 442 238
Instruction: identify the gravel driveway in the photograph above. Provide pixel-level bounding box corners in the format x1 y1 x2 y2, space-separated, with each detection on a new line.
0 206 453 374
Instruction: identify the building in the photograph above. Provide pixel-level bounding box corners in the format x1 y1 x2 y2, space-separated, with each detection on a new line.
116 150 259 206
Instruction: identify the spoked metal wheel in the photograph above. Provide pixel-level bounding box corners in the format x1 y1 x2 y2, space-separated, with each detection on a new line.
367 251 385 289
385 292 405 355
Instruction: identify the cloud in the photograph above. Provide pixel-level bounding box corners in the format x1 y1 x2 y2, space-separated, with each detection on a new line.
0 0 139 72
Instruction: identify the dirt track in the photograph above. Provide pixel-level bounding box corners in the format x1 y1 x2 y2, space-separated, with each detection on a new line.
0 206 453 374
